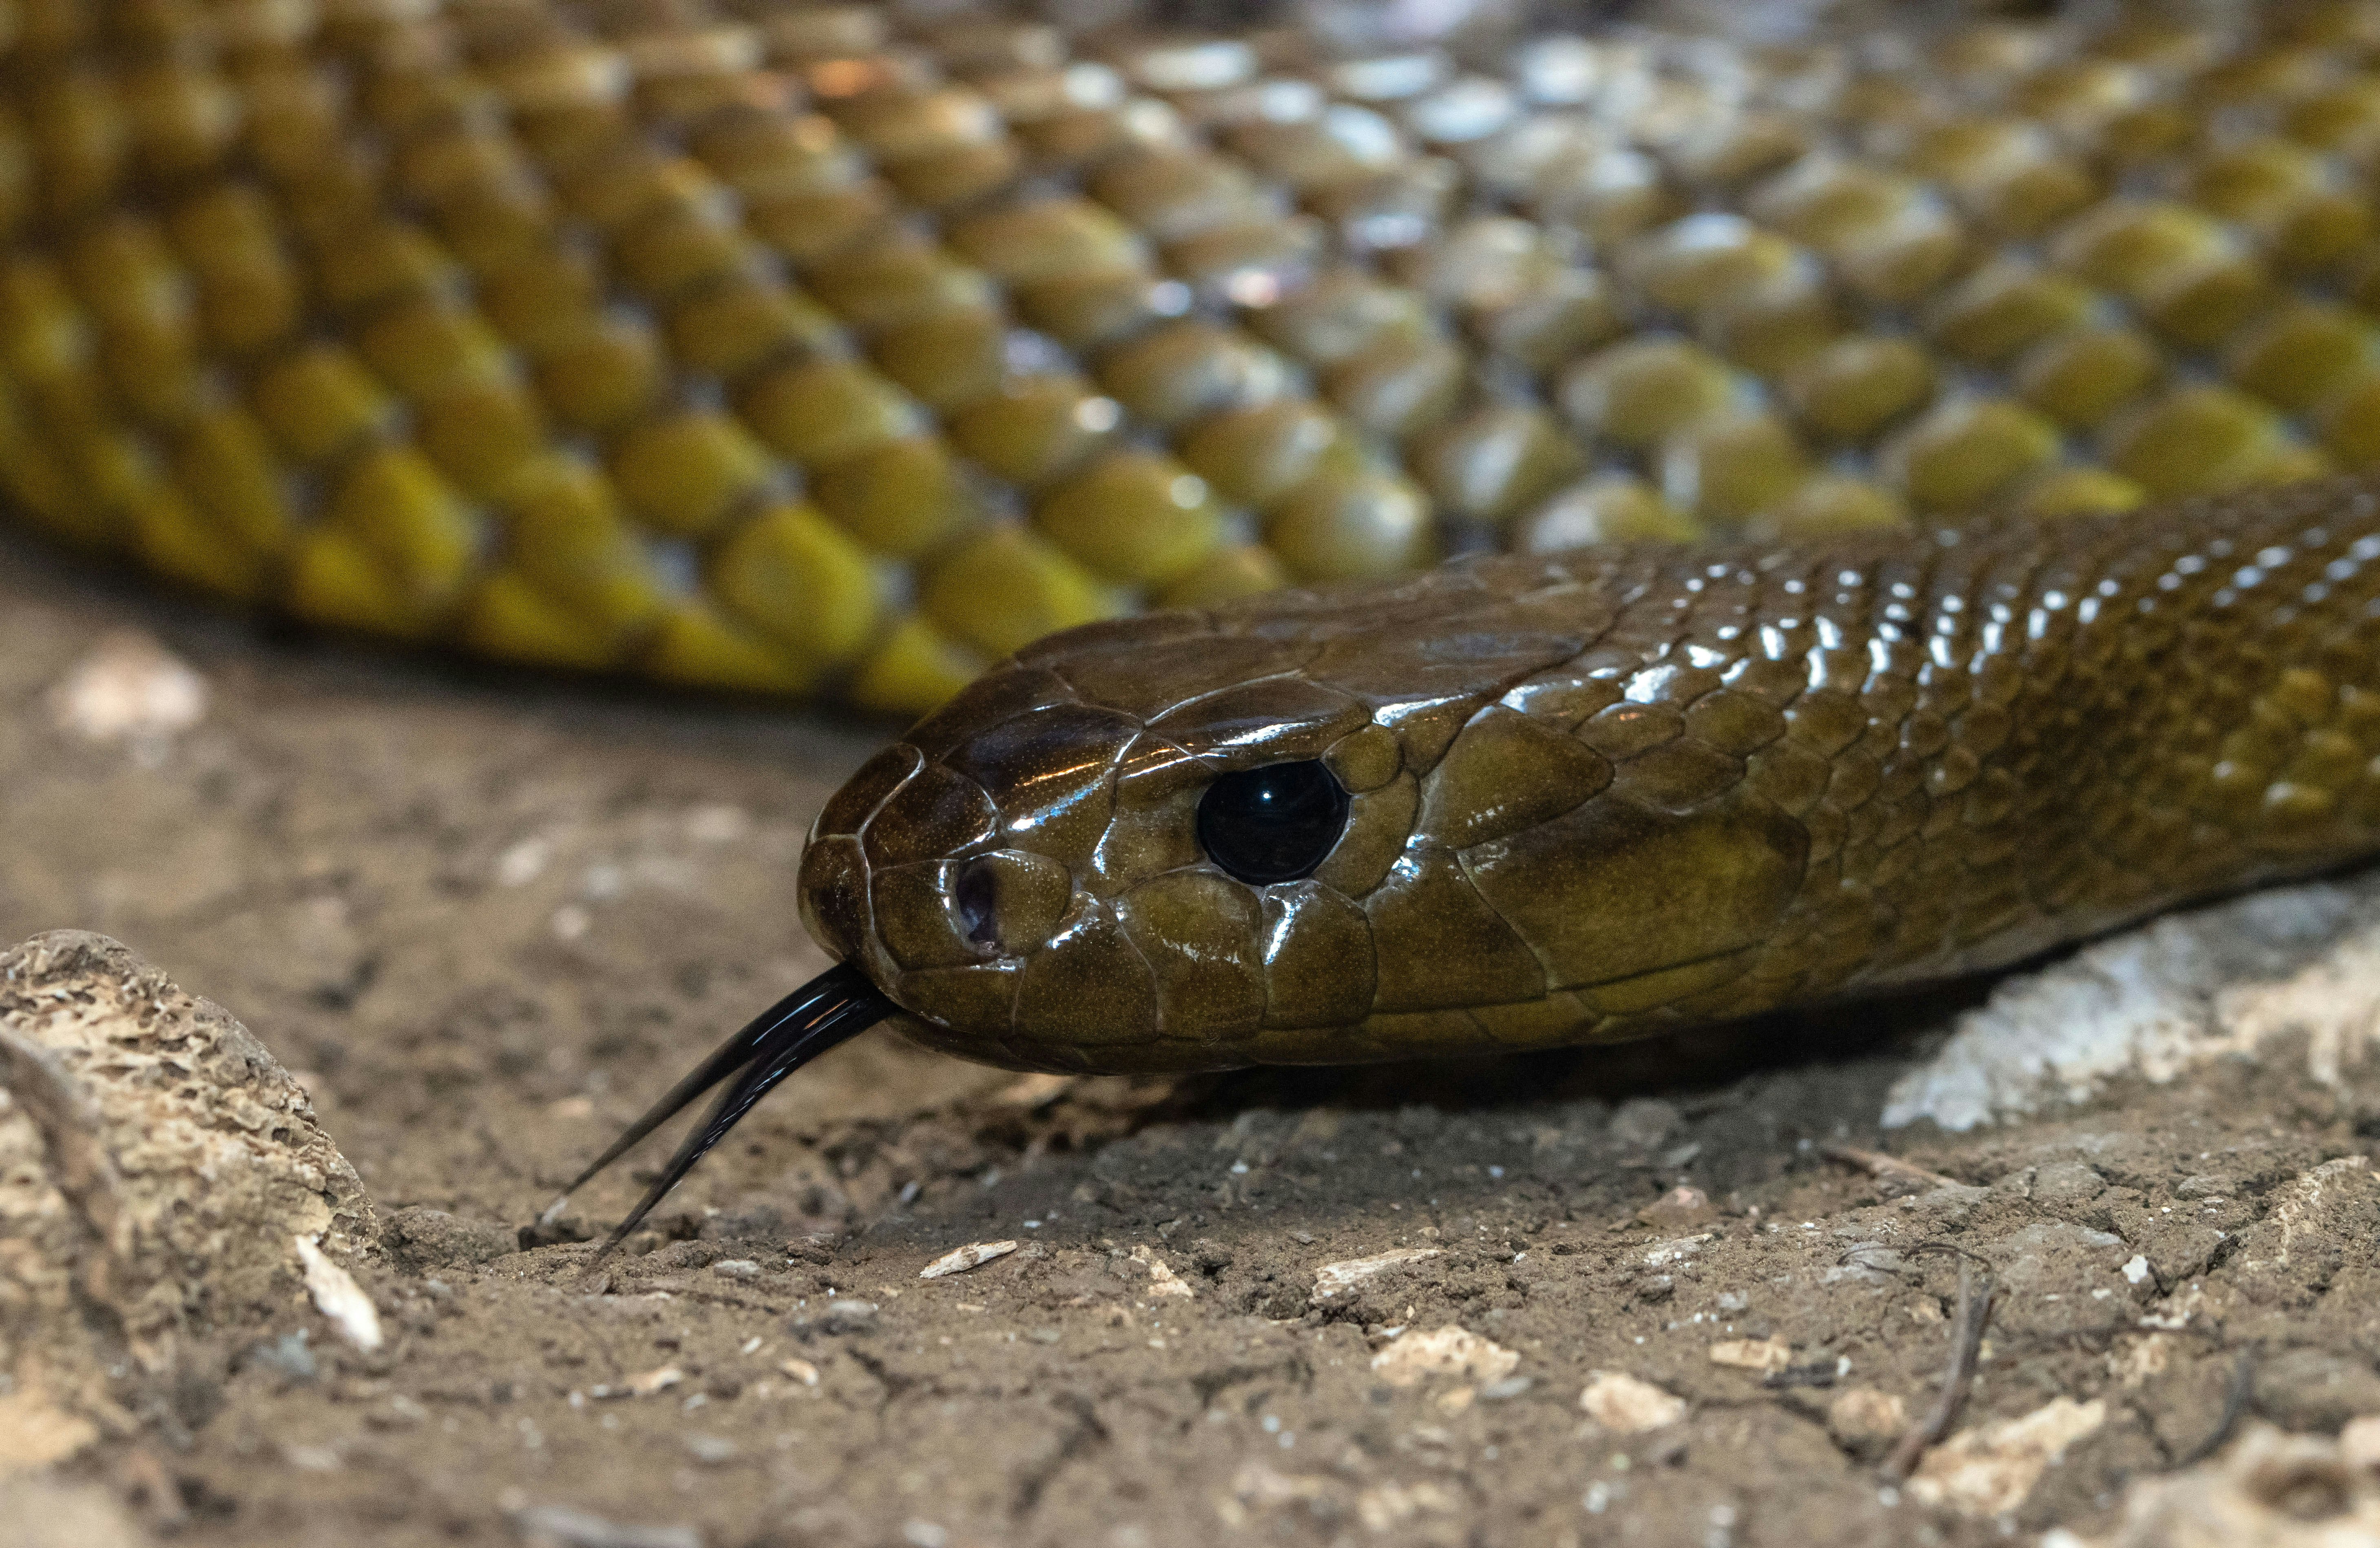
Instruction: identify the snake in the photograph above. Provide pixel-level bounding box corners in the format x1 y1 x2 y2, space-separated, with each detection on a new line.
19 0 2380 1241
550 477 2380 1247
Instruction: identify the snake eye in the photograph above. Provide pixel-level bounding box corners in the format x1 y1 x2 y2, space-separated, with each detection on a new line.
1195 760 1351 885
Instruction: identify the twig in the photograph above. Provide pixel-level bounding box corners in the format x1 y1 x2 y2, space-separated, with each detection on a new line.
1820 1141 1960 1192
1883 1248 1999 1481
2171 1350 2256 1469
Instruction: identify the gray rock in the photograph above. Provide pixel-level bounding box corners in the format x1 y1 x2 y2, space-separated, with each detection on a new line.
2252 1348 2380 1433
0 931 375 1470
384 1206 518 1272
2032 1161 2109 1216
823 1298 879 1333
245 1330 319 1384
1885 875 2380 1131
1986 1221 2133 1336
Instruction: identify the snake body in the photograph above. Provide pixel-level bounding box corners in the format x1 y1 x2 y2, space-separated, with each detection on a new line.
20 2 2380 1085
800 477 2380 1070
16 0 2380 717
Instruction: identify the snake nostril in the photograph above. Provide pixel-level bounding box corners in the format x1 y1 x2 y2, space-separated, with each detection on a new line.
954 860 998 947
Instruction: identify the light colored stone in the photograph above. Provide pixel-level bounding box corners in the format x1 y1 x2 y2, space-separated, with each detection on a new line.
624 1365 685 1398
1827 1388 1908 1455
0 931 374 1460
918 1240 1018 1279
1312 1246 1443 1300
2056 1422 2380 1546
2342 1415 2380 1475
48 629 207 750
1885 877 2380 1130
989 1073 1076 1109
1130 1245 1194 1298
1370 1325 1518 1388
513 1503 705 1548
1578 1372 1686 1432
1907 1396 2106 1518
1230 1462 1330 1505
1708 1336 1792 1374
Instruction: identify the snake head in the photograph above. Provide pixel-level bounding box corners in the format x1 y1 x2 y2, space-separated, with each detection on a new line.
797 569 1608 1072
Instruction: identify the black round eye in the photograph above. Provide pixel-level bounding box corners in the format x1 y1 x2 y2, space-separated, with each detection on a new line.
1195 760 1350 886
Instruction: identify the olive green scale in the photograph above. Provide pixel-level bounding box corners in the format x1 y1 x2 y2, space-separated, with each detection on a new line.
800 477 2380 1071
16 0 2380 719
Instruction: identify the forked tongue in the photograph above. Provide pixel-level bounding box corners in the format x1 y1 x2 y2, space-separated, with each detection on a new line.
542 961 891 1260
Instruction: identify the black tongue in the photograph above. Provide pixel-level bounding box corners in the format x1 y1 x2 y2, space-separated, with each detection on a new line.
540 961 891 1259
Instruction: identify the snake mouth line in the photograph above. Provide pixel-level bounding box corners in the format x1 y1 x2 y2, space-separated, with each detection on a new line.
553 941 1762 1243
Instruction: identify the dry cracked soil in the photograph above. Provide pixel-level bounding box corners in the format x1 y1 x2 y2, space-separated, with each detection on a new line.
4 528 2380 1548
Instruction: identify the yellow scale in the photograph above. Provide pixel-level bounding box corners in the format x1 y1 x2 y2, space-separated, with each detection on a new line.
6 0 2380 715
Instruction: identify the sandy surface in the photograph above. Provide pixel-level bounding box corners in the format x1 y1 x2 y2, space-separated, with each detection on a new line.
6 531 2380 1548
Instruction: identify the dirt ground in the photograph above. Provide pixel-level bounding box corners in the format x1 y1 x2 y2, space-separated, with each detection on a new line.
7 529 2380 1548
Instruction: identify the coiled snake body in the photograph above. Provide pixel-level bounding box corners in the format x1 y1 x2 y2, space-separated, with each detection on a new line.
20 0 2380 1228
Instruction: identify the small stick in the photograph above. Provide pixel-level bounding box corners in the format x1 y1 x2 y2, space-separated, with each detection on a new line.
1883 1248 1999 1481
1820 1141 1960 1192
2171 1350 2256 1469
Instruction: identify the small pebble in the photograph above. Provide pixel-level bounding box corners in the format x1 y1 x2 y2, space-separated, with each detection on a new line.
918 1240 1019 1279
1578 1373 1686 1433
823 1300 878 1333
48 629 208 755
2341 1414 2380 1473
683 1434 737 1465
1608 1098 1682 1149
624 1365 684 1398
248 1331 318 1383
1132 1246 1194 1299
511 1503 703 1548
1907 1397 2104 1519
1708 1336 1793 1374
1827 1387 1910 1461
1371 1326 1519 1389
1637 1186 1715 1230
